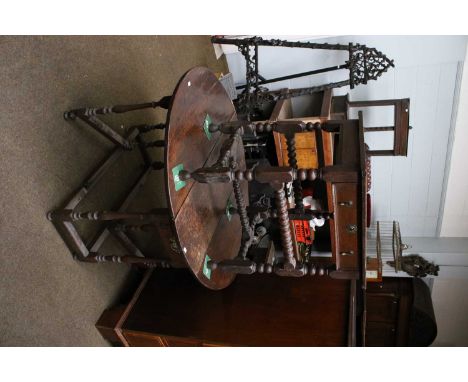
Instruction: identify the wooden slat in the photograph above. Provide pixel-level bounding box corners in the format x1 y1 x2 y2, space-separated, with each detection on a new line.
320 89 333 119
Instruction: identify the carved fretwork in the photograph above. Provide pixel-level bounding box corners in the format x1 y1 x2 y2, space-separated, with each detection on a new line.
347 43 394 89
212 36 394 119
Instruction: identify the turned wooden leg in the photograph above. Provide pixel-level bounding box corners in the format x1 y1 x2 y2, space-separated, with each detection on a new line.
273 185 296 271
47 210 163 222
135 123 166 133
80 254 171 268
285 133 304 212
140 140 165 148
64 96 172 120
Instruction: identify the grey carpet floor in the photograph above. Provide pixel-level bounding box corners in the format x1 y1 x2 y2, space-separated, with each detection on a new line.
0 36 227 346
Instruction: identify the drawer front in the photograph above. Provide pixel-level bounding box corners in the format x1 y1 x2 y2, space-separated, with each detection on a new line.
366 295 399 323
365 322 396 346
333 183 359 270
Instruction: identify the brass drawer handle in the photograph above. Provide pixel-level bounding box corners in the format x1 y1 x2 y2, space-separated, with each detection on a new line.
340 251 354 256
338 200 353 207
346 224 358 233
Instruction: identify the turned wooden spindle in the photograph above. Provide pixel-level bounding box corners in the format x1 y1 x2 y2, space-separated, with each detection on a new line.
113 223 155 233
47 210 158 222
285 133 304 212
81 254 170 268
141 140 165 148
135 123 166 133
64 96 172 121
232 177 252 258
295 168 320 181
274 186 296 270
308 264 328 276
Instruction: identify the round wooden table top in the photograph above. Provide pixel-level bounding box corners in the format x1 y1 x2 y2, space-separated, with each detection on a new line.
164 67 248 290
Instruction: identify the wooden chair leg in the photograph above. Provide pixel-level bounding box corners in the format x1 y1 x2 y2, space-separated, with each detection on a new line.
285 133 304 212
135 123 166 133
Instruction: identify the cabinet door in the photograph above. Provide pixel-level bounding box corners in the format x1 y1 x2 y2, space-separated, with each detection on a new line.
366 295 399 323
366 322 396 346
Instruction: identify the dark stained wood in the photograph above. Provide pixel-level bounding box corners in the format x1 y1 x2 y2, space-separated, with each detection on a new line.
96 269 154 346
331 94 348 118
121 269 351 346
367 149 395 156
172 129 247 289
333 183 359 271
334 119 360 166
94 269 437 347
122 331 166 346
172 141 235 288
365 278 414 346
269 89 292 121
366 322 396 346
165 67 237 218
266 92 366 286
347 99 404 107
163 67 246 289
358 112 368 290
393 99 410 156
347 98 410 157
95 305 127 345
320 89 333 119
348 279 357 346
321 165 359 183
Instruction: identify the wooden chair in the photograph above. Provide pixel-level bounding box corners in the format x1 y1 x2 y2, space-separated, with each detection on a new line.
333 95 411 157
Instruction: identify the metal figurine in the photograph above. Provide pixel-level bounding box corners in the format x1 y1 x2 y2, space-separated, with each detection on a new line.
211 36 394 119
387 255 440 277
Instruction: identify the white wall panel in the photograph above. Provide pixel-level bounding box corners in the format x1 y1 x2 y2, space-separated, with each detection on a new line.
426 63 458 218
440 48 468 237
407 66 440 221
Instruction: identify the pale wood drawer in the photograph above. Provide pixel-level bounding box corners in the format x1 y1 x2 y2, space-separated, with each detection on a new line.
279 131 317 149
281 148 318 168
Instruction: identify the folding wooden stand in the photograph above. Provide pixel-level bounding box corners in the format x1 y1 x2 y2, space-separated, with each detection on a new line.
48 97 172 268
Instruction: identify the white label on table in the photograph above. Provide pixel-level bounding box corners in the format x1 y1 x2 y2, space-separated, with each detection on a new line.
366 270 378 279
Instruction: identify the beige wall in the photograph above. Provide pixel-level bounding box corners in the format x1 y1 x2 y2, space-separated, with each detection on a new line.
431 278 468 346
